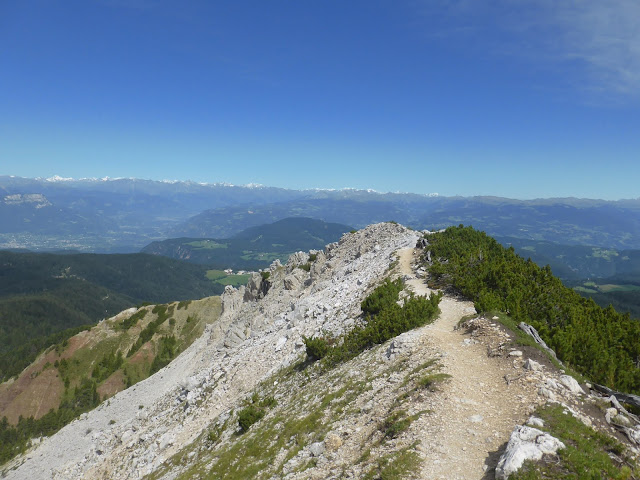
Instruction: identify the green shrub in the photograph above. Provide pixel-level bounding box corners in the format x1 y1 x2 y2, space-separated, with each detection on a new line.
149 335 177 375
127 306 173 358
120 309 147 330
361 278 404 316
177 300 191 310
418 373 451 390
303 336 330 361
259 396 277 408
425 225 640 394
299 263 311 272
332 293 440 365
261 271 271 281
308 253 318 262
91 351 124 382
238 405 265 432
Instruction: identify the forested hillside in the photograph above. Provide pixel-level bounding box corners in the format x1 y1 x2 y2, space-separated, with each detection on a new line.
423 225 640 395
0 251 218 382
143 217 352 269
0 297 221 465
498 237 640 318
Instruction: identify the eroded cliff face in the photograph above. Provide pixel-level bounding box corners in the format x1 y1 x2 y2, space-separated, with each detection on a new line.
5 223 640 480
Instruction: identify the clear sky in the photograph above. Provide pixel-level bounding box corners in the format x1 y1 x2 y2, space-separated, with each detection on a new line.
1 1 639 199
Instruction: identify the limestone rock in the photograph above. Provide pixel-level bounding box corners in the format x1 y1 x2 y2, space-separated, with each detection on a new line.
495 426 565 480
524 358 542 371
526 416 544 428
559 375 584 395
224 323 249 348
309 442 325 457
310 251 326 279
286 251 309 269
244 273 270 301
221 286 244 315
283 268 307 291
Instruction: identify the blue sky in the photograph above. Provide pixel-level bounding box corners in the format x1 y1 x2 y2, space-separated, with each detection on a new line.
1 1 639 199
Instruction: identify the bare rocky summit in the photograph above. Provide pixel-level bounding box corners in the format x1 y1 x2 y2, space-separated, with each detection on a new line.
4 222 640 479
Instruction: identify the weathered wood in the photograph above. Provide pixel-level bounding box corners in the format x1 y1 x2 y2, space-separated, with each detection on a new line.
518 322 563 365
592 383 640 410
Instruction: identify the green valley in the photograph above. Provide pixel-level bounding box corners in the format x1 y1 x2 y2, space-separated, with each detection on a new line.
142 217 352 270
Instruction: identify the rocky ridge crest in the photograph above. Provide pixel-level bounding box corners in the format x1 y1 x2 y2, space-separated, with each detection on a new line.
6 222 417 479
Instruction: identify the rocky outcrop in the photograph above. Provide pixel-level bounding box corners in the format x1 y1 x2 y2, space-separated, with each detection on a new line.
495 425 565 479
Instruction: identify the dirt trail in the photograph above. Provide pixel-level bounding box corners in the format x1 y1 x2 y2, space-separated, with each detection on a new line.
397 248 537 479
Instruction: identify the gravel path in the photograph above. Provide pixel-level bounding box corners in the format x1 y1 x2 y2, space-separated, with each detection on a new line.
398 248 538 479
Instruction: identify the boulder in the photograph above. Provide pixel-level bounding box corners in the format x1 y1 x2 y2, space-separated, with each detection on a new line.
244 273 265 301
309 441 325 457
559 375 584 395
283 268 307 291
526 416 544 428
524 358 542 372
224 323 249 348
495 426 565 479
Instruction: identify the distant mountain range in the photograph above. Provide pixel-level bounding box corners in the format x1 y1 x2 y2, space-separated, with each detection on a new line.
2 176 640 251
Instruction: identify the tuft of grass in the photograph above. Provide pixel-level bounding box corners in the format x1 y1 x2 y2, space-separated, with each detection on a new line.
380 410 412 439
417 372 451 390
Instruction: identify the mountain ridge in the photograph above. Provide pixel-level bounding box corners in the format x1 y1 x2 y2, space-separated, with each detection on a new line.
4 223 639 479
3 175 640 251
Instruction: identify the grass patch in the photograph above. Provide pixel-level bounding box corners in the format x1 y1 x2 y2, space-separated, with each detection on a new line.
599 284 640 293
206 269 251 288
363 446 421 480
417 372 451 390
380 410 412 439
186 240 228 249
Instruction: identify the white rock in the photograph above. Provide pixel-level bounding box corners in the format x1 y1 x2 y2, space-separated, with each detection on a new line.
526 416 544 428
614 415 632 427
559 375 584 394
495 426 565 479
524 358 542 371
508 350 523 357
469 415 484 423
538 387 556 401
309 442 325 457
120 430 135 444
275 336 287 352
158 432 175 451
